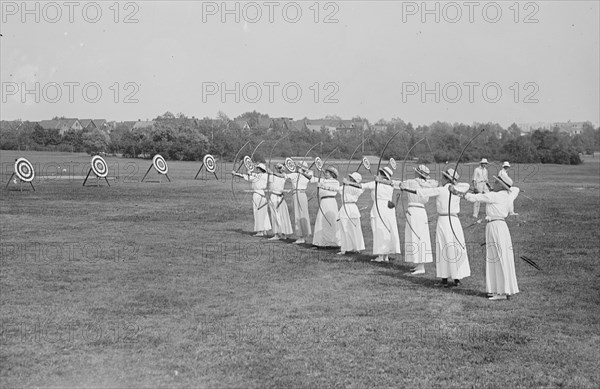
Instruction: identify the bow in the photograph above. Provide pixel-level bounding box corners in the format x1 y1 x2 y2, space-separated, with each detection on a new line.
250 140 265 163
268 133 290 171
231 140 251 202
343 136 371 227
399 136 427 240
268 122 291 170
448 128 486 249
375 130 402 232
265 133 291 211
249 140 267 208
316 147 339 226
295 141 322 211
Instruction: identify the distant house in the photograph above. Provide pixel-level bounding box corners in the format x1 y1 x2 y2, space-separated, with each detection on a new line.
234 119 252 130
80 119 96 130
518 121 588 136
555 121 586 136
93 119 109 131
302 118 368 136
233 117 293 131
38 118 83 135
131 120 155 130
371 124 388 132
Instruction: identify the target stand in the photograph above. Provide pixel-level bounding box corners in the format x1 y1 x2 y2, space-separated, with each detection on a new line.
83 155 110 187
194 154 219 180
141 154 171 183
5 158 35 191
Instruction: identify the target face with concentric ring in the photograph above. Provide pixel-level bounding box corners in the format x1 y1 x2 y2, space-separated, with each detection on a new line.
243 156 254 172
203 154 216 173
152 154 168 174
91 155 108 178
362 157 371 171
389 157 397 170
15 158 35 182
284 157 296 172
314 157 323 171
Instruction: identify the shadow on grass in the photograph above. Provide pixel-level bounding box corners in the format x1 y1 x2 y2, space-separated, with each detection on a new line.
375 269 488 298
225 228 259 237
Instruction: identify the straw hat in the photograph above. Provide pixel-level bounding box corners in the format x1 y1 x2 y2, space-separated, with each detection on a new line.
414 164 430 179
349 172 362 184
494 175 513 190
379 166 393 180
442 168 459 182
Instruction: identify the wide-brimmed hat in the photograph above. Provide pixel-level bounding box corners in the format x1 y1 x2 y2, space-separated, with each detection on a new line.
502 161 511 168
325 166 338 178
255 163 267 172
379 166 393 180
414 164 430 179
349 172 362 184
494 175 513 190
480 158 488 164
442 168 459 182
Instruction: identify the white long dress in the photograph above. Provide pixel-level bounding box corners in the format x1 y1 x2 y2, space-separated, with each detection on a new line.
394 178 438 264
312 178 341 247
362 181 401 256
337 184 366 252
239 172 272 232
418 183 471 280
285 171 312 237
465 188 521 295
268 173 294 235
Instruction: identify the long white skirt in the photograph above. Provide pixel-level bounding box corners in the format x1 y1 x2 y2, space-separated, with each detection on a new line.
338 203 365 252
403 207 433 264
435 216 470 279
485 221 519 295
313 198 341 247
292 192 311 237
370 201 401 255
252 192 271 232
269 194 293 235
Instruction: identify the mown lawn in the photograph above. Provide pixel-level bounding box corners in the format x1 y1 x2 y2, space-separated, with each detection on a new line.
1 150 599 388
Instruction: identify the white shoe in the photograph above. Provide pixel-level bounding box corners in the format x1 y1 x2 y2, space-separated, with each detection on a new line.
294 239 305 244
371 256 385 262
411 269 425 275
337 251 345 255
488 294 507 300
254 232 264 237
268 236 280 241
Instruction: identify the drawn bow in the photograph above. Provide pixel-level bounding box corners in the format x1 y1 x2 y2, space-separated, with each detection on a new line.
230 140 251 202
375 130 402 232
448 128 486 249
343 136 371 227
399 136 427 240
316 147 339 226
295 141 322 211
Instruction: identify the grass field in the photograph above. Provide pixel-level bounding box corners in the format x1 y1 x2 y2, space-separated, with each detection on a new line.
1 150 599 388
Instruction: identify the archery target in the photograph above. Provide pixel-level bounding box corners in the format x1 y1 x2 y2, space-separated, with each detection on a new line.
389 157 397 170
91 155 108 178
243 156 254 172
314 157 323 171
362 157 371 170
152 154 169 174
285 157 296 172
14 158 35 182
203 154 216 173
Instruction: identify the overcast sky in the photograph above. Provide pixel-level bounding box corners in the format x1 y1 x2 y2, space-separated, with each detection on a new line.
1 1 598 127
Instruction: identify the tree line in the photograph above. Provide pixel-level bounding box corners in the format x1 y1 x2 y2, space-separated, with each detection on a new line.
1 112 598 165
